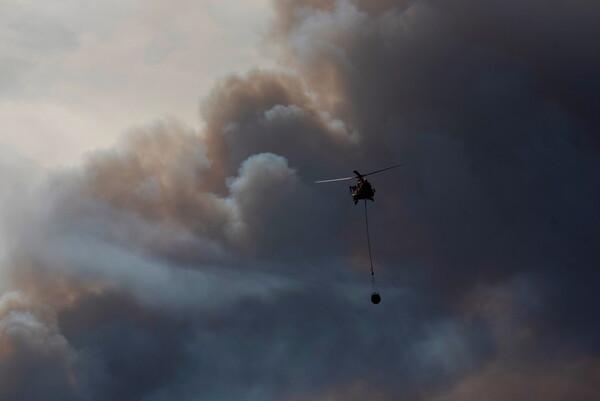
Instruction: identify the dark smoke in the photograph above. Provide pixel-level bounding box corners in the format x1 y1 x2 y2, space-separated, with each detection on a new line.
1 0 599 400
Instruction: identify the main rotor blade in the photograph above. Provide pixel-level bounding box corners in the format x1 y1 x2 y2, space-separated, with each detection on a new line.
315 176 354 183
362 163 404 177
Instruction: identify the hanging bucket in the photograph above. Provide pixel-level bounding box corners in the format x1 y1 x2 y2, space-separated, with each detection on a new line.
371 292 381 304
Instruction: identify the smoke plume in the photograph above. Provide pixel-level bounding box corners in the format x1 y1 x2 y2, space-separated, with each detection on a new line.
0 0 599 399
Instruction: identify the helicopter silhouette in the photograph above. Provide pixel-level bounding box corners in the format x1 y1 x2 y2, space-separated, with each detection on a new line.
315 164 404 204
315 163 403 304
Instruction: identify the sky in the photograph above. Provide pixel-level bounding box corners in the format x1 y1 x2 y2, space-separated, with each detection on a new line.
1 0 599 400
0 0 276 166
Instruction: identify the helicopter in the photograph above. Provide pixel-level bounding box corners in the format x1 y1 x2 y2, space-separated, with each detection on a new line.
315 163 404 305
315 164 404 204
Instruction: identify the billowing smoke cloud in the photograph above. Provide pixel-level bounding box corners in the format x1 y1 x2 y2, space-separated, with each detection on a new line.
0 292 77 401
1 0 599 400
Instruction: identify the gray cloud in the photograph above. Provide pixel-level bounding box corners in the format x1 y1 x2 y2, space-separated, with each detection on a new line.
0 292 78 401
0 0 599 400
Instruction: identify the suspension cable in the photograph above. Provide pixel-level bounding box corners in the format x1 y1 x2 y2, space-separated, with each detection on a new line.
364 199 376 292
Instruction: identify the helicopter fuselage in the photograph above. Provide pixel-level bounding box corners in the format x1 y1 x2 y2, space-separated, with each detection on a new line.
350 178 375 204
